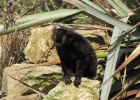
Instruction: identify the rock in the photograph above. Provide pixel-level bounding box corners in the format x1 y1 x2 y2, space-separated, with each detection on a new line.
0 94 41 100
24 25 59 63
1 64 100 100
1 64 62 96
45 78 99 100
76 29 109 49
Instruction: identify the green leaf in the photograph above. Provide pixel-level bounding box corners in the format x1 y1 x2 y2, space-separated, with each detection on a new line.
112 0 134 15
107 0 127 16
101 17 129 100
82 0 106 13
0 9 81 35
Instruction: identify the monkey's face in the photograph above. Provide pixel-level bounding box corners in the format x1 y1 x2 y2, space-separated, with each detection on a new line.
52 28 68 47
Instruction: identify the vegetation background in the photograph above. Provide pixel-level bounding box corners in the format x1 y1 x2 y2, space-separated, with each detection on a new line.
0 0 140 100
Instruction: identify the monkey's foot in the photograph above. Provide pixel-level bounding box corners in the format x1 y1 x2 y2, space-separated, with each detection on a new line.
74 78 81 87
63 74 72 85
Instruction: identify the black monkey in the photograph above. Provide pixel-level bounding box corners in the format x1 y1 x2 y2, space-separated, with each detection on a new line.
52 26 97 87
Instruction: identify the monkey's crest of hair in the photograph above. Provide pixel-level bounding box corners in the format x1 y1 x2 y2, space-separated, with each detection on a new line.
52 26 80 47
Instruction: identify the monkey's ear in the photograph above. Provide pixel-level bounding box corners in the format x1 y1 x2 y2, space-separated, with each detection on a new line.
57 28 69 34
53 26 58 34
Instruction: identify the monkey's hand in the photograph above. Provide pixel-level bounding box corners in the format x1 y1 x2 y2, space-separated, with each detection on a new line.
63 74 72 85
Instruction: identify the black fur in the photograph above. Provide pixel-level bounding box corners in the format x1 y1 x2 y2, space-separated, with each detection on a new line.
52 27 97 87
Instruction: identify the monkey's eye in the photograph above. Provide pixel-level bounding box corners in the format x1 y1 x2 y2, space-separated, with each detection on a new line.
62 36 66 41
53 35 57 39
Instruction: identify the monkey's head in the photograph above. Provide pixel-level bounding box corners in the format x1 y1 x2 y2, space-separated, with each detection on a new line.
52 27 74 47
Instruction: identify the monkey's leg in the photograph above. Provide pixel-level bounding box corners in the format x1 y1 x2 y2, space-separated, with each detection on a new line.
61 63 72 85
74 60 87 87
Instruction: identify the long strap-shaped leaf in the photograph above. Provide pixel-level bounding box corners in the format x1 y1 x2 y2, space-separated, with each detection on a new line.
100 17 129 100
107 0 127 16
109 22 140 50
63 0 131 31
107 0 134 16
81 0 106 13
112 0 134 15
0 9 81 35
